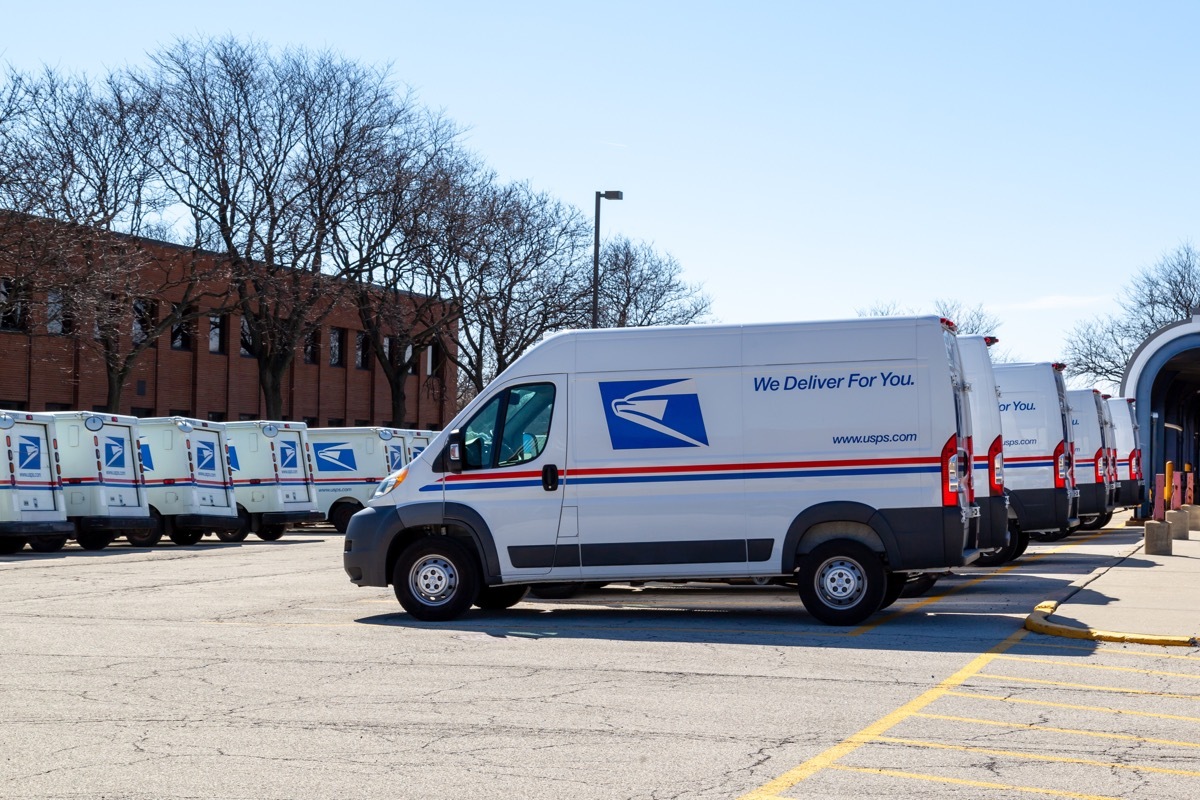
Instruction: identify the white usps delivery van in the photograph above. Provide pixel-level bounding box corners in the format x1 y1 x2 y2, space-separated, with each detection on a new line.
957 336 1015 565
47 411 155 550
224 420 324 541
1068 389 1117 530
133 417 239 546
307 427 436 533
992 363 1079 541
345 316 981 626
0 410 75 554
1105 397 1142 508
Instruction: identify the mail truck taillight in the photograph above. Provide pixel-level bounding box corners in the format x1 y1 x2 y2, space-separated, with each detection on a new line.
1054 439 1068 489
1094 447 1106 484
988 435 1004 495
1130 449 1142 480
941 434 961 507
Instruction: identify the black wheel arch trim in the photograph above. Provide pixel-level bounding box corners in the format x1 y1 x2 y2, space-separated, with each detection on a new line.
781 501 900 573
386 502 502 585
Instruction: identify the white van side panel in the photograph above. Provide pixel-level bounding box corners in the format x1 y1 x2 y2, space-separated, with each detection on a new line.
996 366 1063 492
1067 390 1106 489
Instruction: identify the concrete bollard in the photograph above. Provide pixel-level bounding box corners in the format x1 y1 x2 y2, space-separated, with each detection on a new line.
1145 520 1172 555
1166 509 1190 541
1187 504 1200 532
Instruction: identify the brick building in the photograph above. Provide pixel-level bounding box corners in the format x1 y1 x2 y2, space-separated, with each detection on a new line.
0 218 456 429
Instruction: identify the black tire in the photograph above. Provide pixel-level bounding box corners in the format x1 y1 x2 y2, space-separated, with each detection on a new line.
216 527 249 542
125 527 163 546
473 584 529 610
796 540 886 626
529 582 584 600
169 529 203 546
256 524 286 541
974 523 1020 567
392 537 480 621
76 532 113 551
1078 511 1112 530
879 572 906 610
0 537 27 555
329 503 360 534
899 573 939 598
1012 525 1030 559
28 535 67 553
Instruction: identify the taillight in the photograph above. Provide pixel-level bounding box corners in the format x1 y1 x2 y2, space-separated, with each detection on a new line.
966 436 975 502
941 434 961 507
1109 448 1118 483
1094 447 1105 484
1054 440 1068 489
988 435 1004 495
1130 449 1141 480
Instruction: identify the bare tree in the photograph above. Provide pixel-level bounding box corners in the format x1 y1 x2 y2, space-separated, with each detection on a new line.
0 68 228 411
857 298 1001 336
442 180 590 397
1065 243 1200 385
593 236 711 328
142 37 408 419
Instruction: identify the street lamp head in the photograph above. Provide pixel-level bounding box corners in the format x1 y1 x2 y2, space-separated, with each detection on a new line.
599 190 623 200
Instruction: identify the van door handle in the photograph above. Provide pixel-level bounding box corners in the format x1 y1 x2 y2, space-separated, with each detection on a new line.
542 464 559 492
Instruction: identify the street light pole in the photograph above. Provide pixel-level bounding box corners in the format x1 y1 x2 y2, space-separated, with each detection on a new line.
592 190 623 328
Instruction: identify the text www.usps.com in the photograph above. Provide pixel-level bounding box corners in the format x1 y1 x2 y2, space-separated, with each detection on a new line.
832 432 919 445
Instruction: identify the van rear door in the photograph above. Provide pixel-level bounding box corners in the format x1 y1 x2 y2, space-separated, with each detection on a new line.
192 428 230 508
10 420 59 512
100 426 142 509
275 430 314 505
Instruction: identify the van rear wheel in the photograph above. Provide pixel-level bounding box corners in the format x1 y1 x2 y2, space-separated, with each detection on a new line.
29 536 67 553
256 525 285 541
76 532 112 551
0 538 26 554
329 503 360 534
797 540 886 625
393 537 480 621
125 528 163 548
169 530 203 546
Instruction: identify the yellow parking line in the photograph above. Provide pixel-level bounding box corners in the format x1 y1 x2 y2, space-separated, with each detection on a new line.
945 690 1200 724
913 712 1200 748
876 735 1200 778
733 628 1029 799
826 764 1120 800
976 672 1200 699
997 654 1200 679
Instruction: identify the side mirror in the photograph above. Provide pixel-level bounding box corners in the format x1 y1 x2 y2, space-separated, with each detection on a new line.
445 429 464 474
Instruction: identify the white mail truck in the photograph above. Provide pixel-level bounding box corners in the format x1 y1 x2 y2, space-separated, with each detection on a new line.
1105 396 1142 508
992 363 1079 541
957 336 1015 565
47 411 155 550
1068 390 1117 530
307 427 436 533
225 420 324 541
345 316 981 626
0 410 75 554
133 417 240 546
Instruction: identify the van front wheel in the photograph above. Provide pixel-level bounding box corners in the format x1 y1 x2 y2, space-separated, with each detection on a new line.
394 537 480 621
797 540 886 626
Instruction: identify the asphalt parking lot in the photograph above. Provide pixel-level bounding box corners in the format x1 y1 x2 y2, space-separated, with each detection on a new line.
3 525 1199 799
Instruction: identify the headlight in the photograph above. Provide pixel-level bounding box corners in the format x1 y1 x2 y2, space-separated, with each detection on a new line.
374 467 408 498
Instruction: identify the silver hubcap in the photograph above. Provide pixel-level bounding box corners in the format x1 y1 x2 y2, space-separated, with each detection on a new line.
815 556 866 608
410 555 458 606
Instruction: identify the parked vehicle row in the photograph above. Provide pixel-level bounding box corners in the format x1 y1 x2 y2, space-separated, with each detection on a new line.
343 316 1145 627
0 412 432 554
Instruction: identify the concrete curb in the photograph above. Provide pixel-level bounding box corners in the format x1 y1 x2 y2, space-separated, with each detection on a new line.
1024 600 1198 647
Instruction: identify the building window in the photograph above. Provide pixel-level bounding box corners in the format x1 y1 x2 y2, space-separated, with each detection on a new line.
132 299 156 347
302 416 318 427
44 402 71 411
171 304 194 351
207 411 226 422
355 331 371 369
130 407 154 418
208 314 227 354
169 408 191 417
0 278 28 332
304 329 319 364
238 412 257 421
46 289 74 336
0 400 28 410
329 327 346 367
354 419 370 426
426 342 443 376
327 418 344 427
240 317 254 357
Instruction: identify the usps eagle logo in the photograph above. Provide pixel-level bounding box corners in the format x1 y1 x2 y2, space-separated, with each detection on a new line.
104 437 126 469
139 442 155 472
196 441 216 472
279 441 298 470
599 379 709 450
313 442 357 472
19 436 41 471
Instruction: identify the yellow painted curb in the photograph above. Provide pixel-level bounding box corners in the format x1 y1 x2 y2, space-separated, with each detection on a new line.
1024 600 1198 647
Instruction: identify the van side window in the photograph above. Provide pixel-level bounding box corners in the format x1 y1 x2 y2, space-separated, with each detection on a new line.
461 383 556 470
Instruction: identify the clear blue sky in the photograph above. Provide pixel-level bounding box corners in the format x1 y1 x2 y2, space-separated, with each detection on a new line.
4 1 1197 376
